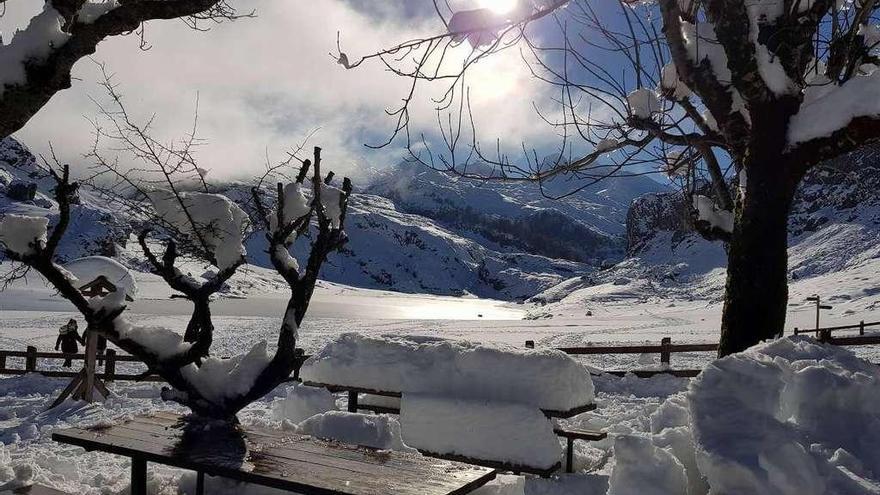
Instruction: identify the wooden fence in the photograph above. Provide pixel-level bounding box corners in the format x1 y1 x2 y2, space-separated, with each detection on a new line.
2 320 879 382
0 347 163 381
0 347 308 382
526 321 880 377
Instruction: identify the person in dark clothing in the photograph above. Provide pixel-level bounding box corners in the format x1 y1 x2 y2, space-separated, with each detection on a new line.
55 319 84 367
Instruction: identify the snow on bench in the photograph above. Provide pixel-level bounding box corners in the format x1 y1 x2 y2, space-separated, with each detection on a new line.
301 334 600 475
301 333 595 411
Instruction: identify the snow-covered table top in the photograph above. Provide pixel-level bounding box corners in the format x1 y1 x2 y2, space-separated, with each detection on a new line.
300 334 596 413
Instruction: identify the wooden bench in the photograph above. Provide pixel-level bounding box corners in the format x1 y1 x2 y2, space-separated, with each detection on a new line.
553 427 608 473
305 382 604 475
52 411 496 495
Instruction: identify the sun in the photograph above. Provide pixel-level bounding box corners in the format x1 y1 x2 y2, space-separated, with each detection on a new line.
479 0 519 15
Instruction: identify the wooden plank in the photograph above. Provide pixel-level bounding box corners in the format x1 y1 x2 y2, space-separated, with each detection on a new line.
553 428 607 441
11 484 71 494
542 402 596 419
416 450 559 477
53 416 496 495
829 335 880 346
127 416 487 482
305 384 595 419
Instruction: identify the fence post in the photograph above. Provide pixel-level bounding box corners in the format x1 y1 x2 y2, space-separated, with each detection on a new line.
860 321 865 336
25 346 37 372
660 338 671 366
525 340 535 349
0 353 6 370
793 327 799 335
104 349 116 382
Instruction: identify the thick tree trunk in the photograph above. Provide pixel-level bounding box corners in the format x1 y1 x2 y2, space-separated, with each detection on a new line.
718 131 801 356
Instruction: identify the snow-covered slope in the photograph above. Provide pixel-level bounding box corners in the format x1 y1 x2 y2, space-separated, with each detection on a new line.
0 137 590 300
366 162 668 264
0 138 131 262
532 144 880 319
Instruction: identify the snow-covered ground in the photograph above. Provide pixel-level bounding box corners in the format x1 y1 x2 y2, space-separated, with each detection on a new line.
2 245 880 494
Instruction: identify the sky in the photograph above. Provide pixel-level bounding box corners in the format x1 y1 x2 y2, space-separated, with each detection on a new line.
1 0 578 183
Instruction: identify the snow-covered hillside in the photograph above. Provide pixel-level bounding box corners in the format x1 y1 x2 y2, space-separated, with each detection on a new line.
367 161 668 264
531 144 880 328
0 137 597 300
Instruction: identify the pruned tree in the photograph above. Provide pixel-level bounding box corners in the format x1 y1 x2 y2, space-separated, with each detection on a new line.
0 0 248 139
0 84 352 421
340 0 880 356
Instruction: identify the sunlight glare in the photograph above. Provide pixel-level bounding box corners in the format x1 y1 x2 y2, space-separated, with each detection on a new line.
480 0 519 15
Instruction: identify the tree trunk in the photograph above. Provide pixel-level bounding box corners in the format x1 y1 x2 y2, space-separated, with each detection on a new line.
718 141 801 356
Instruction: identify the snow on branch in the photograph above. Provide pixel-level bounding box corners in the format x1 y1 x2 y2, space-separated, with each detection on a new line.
0 0 247 139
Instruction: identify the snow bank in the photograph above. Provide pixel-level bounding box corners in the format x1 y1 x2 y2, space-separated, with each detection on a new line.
0 214 48 256
400 394 562 469
271 383 337 424
147 190 247 270
689 336 880 495
301 334 594 411
63 256 138 299
297 411 414 453
608 435 688 495
180 341 271 405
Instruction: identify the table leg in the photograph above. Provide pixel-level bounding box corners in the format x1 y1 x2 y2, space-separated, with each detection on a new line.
347 391 358 413
565 438 574 473
196 471 205 495
131 457 147 495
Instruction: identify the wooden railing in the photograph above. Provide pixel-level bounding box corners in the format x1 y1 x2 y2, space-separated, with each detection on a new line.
526 320 880 377
0 347 308 382
793 320 880 339
2 319 878 382
0 346 161 381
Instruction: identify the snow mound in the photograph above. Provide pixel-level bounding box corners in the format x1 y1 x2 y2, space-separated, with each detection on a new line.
608 434 688 495
400 394 562 470
63 256 138 299
301 333 594 411
689 336 880 495
297 411 414 453
271 383 337 424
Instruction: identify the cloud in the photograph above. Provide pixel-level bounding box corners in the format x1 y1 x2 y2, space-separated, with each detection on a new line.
2 0 570 182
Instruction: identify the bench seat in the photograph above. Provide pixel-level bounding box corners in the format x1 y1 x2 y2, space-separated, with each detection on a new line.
553 427 608 473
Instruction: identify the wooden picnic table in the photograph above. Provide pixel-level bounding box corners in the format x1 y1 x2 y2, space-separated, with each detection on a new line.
52 411 496 495
302 382 597 418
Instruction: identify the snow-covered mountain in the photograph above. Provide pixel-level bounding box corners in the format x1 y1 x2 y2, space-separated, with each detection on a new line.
366 162 668 264
0 138 601 300
530 144 880 314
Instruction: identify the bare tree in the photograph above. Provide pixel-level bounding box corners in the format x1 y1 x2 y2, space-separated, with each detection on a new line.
340 0 880 355
0 0 249 139
0 85 352 420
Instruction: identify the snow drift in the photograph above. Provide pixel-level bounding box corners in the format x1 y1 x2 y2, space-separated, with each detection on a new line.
689 336 880 495
300 333 595 411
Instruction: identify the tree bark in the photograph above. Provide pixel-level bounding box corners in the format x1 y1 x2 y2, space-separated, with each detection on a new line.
718 136 801 356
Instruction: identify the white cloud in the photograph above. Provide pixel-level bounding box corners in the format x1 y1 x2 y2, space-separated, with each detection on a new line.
2 0 567 182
